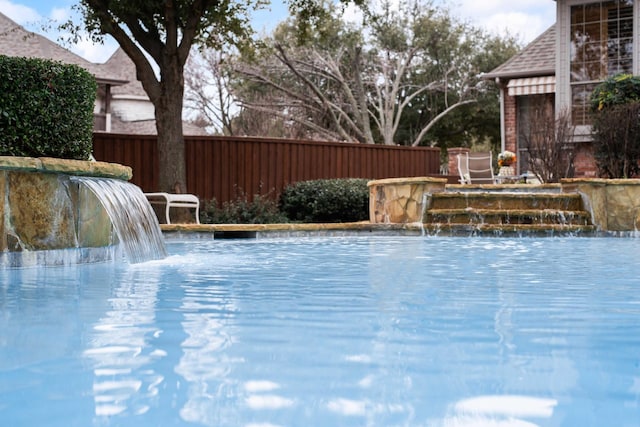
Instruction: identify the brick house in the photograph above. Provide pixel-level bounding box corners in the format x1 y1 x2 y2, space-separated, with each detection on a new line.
475 0 638 179
0 11 205 135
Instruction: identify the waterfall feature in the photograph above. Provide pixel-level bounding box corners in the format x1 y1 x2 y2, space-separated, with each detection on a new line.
74 177 167 263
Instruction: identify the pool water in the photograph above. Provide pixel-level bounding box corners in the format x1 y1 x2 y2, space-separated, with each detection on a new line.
1 236 640 427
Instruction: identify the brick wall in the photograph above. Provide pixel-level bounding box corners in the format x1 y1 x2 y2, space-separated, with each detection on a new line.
447 147 470 181
573 142 598 177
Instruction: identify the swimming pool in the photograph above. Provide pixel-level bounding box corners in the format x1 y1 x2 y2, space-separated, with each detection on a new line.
1 236 639 426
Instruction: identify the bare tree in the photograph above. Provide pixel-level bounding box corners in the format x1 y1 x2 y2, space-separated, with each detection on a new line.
231 42 368 142
232 2 480 145
592 102 640 178
520 108 576 183
184 49 236 135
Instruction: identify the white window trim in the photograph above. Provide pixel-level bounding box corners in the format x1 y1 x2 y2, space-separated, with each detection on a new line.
556 0 639 133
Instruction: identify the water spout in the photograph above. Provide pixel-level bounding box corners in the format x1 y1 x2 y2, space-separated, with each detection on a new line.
73 177 167 263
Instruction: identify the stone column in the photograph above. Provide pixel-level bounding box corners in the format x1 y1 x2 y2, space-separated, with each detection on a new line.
562 178 640 231
368 177 448 224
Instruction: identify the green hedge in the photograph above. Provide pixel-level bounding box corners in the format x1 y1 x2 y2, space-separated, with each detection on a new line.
0 55 97 159
279 178 370 223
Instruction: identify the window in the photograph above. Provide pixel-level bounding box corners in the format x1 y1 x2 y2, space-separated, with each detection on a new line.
570 0 634 125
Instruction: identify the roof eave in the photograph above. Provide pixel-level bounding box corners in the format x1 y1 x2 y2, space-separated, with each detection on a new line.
95 77 129 86
482 69 556 81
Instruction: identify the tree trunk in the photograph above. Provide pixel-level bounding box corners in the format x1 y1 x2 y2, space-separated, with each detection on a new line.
154 66 187 194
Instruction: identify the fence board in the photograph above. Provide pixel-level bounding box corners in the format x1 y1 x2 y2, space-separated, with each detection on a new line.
93 134 443 203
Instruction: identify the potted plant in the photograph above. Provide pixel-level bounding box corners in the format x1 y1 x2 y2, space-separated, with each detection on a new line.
498 150 517 176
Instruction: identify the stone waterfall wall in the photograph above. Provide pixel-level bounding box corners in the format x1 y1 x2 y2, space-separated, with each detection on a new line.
0 157 132 267
368 177 448 224
561 178 640 232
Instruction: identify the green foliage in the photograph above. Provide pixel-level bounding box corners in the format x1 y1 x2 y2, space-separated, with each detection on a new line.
590 75 640 178
279 178 369 223
286 0 368 43
200 192 288 224
0 55 96 159
590 74 640 112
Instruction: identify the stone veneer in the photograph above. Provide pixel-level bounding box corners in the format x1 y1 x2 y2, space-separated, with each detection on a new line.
561 178 640 232
368 175 640 233
0 156 132 267
368 177 447 224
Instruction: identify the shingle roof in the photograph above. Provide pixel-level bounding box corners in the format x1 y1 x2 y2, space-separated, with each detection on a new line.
0 11 207 136
484 25 556 79
0 11 125 85
101 48 148 97
109 115 209 136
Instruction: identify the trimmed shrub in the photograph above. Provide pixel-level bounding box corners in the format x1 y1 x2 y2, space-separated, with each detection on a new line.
200 192 288 224
279 178 370 223
0 55 97 160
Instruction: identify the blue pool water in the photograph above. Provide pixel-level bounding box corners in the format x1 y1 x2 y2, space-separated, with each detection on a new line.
1 236 640 427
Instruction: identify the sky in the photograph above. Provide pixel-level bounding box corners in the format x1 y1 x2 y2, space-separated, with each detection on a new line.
0 0 556 63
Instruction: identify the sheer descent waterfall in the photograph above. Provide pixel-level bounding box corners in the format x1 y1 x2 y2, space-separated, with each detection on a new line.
74 177 167 263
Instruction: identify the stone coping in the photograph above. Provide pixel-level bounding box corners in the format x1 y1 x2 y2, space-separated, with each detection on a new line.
160 222 425 239
367 176 447 187
159 222 640 238
0 156 132 181
561 178 640 186
447 183 562 191
160 222 424 233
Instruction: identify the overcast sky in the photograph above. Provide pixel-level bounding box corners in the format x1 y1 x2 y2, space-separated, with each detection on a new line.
1 0 556 63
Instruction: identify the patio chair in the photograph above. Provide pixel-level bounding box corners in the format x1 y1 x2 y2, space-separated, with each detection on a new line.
457 154 470 184
457 152 496 184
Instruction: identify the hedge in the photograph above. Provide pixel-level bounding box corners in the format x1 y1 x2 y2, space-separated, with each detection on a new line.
279 178 370 223
0 55 97 159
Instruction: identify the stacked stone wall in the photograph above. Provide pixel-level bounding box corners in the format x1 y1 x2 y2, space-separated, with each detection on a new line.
0 157 132 266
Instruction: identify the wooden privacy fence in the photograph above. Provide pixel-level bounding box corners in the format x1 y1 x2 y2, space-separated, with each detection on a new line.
93 133 443 203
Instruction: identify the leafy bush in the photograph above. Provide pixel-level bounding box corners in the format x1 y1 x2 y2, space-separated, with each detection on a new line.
590 74 640 111
279 178 370 223
200 192 288 224
0 55 97 159
590 74 640 178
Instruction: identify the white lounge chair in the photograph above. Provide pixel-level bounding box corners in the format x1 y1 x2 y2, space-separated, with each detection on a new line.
457 152 496 184
144 192 200 224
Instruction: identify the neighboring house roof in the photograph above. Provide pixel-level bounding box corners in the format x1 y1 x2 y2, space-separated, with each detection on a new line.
0 11 207 135
110 115 208 136
0 11 126 85
101 48 148 97
484 25 556 80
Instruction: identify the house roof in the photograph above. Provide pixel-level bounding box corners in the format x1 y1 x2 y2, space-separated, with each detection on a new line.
0 11 208 136
109 115 209 136
0 11 126 85
484 25 556 80
101 48 148 97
